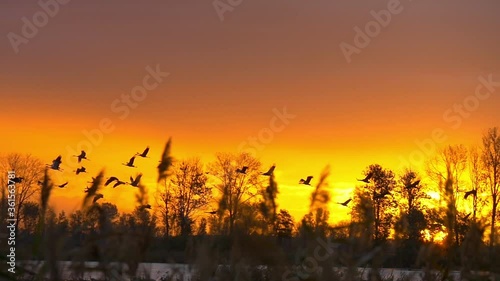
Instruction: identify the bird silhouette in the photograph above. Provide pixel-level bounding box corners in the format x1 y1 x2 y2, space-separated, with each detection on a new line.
373 190 391 200
405 180 420 189
113 180 126 188
464 189 477 199
12 177 24 183
206 210 217 215
337 198 352 207
73 150 89 163
124 156 137 168
357 172 373 183
58 182 68 188
49 155 63 171
262 165 276 176
299 176 313 185
136 146 150 158
105 177 118 186
105 176 125 188
93 193 104 203
236 166 248 174
75 167 87 175
130 174 143 187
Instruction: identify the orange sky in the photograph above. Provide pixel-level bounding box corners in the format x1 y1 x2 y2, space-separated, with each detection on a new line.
1 0 499 223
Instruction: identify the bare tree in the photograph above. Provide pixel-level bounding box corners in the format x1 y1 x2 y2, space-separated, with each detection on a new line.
468 146 487 220
167 158 212 236
426 144 468 245
481 127 500 247
209 152 264 235
0 153 45 236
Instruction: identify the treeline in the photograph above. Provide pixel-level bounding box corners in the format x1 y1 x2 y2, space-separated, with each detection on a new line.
0 128 499 280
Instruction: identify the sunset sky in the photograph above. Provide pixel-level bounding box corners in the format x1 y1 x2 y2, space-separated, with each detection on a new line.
1 0 499 222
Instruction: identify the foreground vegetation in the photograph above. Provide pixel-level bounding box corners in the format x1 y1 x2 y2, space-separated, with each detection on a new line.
1 128 500 280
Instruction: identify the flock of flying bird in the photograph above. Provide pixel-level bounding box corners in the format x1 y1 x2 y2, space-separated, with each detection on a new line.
10 149 479 212
42 147 153 207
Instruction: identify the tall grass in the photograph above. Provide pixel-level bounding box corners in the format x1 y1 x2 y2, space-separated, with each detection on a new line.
2 140 500 281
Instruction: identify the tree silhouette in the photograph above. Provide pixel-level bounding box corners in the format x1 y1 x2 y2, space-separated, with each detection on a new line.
276 209 295 238
258 174 279 235
396 169 429 242
299 207 330 239
481 127 500 247
166 158 212 236
55 210 69 234
0 153 45 238
156 138 174 237
209 152 264 235
21 201 40 234
468 146 487 221
427 145 467 246
354 164 397 242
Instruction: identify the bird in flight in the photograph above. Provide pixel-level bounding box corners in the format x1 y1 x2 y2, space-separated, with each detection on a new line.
205 210 217 215
124 156 137 168
262 165 276 176
11 177 24 183
105 177 126 188
93 193 104 204
373 190 391 200
130 174 143 187
75 167 87 175
299 176 313 185
136 146 150 158
405 180 420 189
49 155 63 171
464 189 477 199
337 198 352 207
113 180 126 188
357 172 373 183
74 150 89 163
236 166 248 174
58 182 69 188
